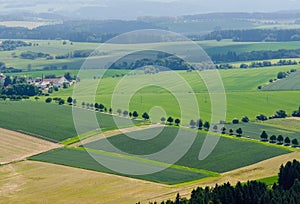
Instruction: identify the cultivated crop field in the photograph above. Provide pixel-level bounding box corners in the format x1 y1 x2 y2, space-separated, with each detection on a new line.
226 119 300 141
29 126 290 185
0 160 173 204
2 38 300 203
0 101 142 142
84 127 290 173
29 147 210 185
0 128 61 165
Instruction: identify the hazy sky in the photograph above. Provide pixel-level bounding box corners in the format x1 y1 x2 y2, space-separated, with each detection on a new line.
1 0 300 19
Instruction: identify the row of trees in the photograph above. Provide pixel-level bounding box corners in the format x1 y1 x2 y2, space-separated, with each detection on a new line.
256 107 300 121
260 131 299 147
20 51 50 60
217 60 298 70
151 160 300 204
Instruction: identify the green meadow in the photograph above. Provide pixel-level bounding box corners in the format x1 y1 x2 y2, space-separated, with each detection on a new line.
46 65 300 123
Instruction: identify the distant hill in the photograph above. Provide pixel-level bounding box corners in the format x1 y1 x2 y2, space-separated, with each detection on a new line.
0 20 161 42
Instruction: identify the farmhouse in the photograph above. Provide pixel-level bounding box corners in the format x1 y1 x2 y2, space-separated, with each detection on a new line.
27 76 70 89
41 77 70 88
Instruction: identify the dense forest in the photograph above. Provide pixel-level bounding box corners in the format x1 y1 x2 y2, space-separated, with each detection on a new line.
149 160 300 204
0 40 31 51
110 51 192 70
211 49 300 63
196 28 300 42
0 20 159 42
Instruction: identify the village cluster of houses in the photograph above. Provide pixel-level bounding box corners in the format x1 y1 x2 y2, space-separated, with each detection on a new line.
0 72 73 89
27 76 72 89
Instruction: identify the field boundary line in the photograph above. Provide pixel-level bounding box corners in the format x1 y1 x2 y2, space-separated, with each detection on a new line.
17 130 59 143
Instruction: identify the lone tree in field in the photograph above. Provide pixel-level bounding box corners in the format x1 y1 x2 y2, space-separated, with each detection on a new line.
277 135 284 144
213 125 218 132
236 128 243 137
133 111 138 118
117 109 122 116
167 116 174 125
58 99 65 105
94 103 99 110
175 118 181 126
123 110 129 117
229 129 234 135
241 116 249 123
142 112 150 120
45 98 52 103
292 106 300 117
67 97 73 105
221 127 226 134
292 139 299 147
260 131 268 141
274 110 287 118
232 119 239 124
284 137 291 146
99 104 105 112
256 114 268 121
203 121 210 131
197 119 203 130
270 135 277 143
190 120 196 128
161 117 166 124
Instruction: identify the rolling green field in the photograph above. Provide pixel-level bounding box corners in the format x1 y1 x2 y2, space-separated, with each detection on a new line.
0 101 142 142
29 148 209 185
48 66 300 123
1 39 300 70
6 69 129 79
84 127 290 173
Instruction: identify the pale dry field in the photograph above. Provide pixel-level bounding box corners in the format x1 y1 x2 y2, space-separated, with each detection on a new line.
0 128 61 165
1 152 300 204
0 21 57 29
0 161 172 204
